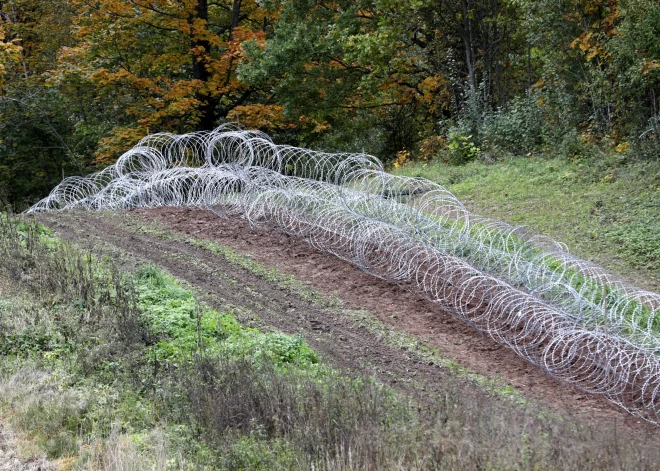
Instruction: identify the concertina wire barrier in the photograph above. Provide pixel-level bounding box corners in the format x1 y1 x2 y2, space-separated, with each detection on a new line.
27 123 660 425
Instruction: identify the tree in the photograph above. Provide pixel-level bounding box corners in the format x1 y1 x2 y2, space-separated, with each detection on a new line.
0 0 87 207
521 0 656 139
62 0 274 162
239 0 529 158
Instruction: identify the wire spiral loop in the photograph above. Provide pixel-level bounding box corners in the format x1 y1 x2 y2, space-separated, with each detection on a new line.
28 124 660 425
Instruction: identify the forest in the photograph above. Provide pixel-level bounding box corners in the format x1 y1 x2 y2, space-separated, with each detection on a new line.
0 0 659 206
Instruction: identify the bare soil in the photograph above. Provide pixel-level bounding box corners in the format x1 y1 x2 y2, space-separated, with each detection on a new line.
37 207 660 437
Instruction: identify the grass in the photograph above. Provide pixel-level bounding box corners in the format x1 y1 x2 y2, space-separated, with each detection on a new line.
0 212 323 467
134 265 318 367
4 214 660 469
392 155 660 292
132 216 527 399
387 156 660 339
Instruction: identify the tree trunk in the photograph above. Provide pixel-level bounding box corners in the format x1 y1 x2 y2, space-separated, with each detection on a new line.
222 0 243 88
192 0 218 131
460 0 478 104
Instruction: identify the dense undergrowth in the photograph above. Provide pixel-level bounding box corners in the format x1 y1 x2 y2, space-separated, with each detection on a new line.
392 154 660 292
2 214 660 470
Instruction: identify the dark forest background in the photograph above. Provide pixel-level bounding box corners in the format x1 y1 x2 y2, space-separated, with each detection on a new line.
1 0 659 207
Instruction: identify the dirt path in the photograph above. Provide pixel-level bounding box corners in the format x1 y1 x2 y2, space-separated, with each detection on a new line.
38 208 659 437
38 211 462 404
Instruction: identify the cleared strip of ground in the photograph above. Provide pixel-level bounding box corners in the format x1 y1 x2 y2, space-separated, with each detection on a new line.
36 208 659 437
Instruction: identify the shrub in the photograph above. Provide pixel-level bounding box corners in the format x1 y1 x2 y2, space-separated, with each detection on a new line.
445 131 481 165
481 92 548 155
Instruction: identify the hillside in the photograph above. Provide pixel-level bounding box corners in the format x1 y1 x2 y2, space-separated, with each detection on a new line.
2 0 660 467
2 125 659 469
1 209 659 469
393 156 660 292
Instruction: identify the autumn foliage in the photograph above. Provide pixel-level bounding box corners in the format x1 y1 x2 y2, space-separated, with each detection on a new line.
1 0 659 205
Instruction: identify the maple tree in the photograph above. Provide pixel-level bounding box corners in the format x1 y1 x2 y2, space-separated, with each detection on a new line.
59 0 276 162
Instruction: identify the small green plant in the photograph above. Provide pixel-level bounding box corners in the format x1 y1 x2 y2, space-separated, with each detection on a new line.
446 132 481 165
480 92 548 156
134 266 319 367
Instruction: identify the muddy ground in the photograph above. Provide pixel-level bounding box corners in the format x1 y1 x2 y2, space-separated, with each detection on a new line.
37 208 659 438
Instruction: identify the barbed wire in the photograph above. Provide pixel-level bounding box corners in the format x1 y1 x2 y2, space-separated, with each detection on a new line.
27 124 660 424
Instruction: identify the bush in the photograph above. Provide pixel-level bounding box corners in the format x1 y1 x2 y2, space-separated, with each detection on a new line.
481 92 548 155
443 130 481 165
448 132 481 165
440 82 588 162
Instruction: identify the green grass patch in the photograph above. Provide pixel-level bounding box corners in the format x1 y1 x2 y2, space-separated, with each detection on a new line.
134 265 319 367
393 156 660 291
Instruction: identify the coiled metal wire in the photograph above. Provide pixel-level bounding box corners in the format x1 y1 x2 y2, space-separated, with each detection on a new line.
27 124 660 424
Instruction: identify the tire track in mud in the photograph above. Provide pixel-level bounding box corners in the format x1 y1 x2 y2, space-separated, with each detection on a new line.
37 209 659 435
38 210 460 402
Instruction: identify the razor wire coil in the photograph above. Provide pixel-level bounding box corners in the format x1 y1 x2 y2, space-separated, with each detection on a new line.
27 123 660 425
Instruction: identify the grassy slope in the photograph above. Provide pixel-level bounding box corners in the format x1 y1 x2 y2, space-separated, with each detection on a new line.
393 156 660 292
4 216 660 469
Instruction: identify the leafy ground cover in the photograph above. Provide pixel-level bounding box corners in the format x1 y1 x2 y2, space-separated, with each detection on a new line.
392 156 660 292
